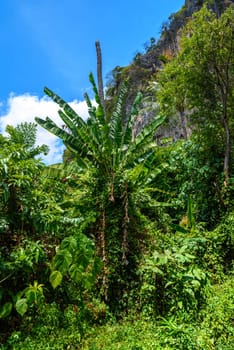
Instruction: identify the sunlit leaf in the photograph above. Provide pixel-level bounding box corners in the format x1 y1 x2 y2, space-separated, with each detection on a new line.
49 270 63 289
15 298 28 316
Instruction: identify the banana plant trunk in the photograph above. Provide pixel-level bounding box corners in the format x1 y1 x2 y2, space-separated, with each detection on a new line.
95 41 105 112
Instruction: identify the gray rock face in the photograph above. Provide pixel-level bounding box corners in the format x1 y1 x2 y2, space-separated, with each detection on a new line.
185 0 234 17
185 0 204 14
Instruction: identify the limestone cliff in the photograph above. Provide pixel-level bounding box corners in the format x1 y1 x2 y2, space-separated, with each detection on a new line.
105 0 234 141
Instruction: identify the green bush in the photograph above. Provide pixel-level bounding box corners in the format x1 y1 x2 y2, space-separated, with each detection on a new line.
3 303 82 350
198 273 234 349
138 233 209 318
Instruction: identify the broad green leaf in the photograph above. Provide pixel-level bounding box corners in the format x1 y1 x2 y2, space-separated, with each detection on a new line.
0 302 12 319
58 110 78 137
49 270 63 289
131 91 142 116
44 87 84 125
16 298 28 316
53 249 72 273
69 264 83 283
109 82 128 149
61 236 77 252
24 282 44 304
25 289 37 304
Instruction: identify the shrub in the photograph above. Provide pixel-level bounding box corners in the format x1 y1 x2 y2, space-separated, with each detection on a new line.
138 233 209 318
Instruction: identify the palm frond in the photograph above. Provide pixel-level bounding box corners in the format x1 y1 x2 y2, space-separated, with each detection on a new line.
109 82 128 145
122 91 142 147
127 115 165 158
131 91 142 116
58 110 78 137
44 87 85 126
35 117 88 156
88 73 106 123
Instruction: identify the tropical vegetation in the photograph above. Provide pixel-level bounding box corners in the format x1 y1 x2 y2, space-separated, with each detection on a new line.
1 2 234 349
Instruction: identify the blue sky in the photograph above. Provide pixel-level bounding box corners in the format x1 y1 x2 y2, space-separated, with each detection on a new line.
0 0 185 163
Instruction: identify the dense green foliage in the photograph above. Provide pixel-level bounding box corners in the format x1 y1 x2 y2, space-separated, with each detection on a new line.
35 74 166 310
1 2 234 349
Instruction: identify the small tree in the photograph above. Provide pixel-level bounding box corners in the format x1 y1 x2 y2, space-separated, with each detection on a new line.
158 5 234 185
36 71 165 303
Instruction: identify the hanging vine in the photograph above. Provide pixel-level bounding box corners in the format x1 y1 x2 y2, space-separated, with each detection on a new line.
100 208 108 301
122 183 129 265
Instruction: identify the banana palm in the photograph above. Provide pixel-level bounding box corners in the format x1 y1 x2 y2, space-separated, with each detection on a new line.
37 74 164 182
35 73 165 301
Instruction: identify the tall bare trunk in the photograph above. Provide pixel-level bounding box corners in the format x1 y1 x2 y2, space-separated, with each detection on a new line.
95 41 105 111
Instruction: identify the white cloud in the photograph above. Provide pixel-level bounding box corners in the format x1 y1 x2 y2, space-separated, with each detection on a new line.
0 93 91 164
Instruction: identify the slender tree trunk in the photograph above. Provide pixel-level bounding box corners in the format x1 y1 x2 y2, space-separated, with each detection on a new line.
213 0 220 17
223 114 230 186
179 110 188 140
213 62 231 186
220 79 230 185
213 176 225 208
8 186 18 234
95 41 105 111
